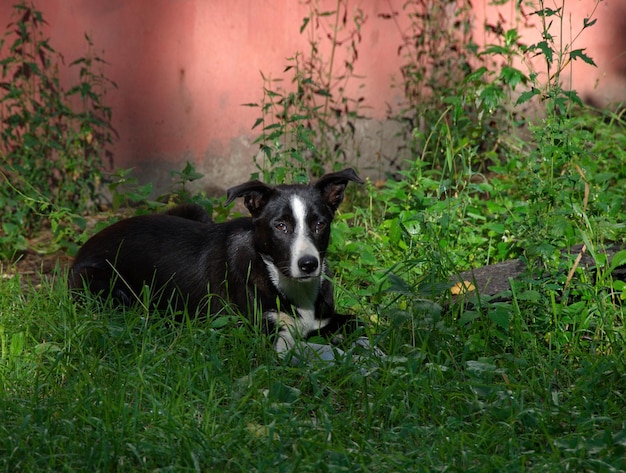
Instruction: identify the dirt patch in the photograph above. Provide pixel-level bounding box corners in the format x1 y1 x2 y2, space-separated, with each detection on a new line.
1 213 124 289
1 250 73 289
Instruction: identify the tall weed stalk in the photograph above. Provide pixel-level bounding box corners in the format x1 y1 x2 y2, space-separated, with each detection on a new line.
247 0 366 183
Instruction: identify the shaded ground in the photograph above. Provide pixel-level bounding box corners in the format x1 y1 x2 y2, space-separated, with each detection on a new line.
1 214 116 289
1 249 73 289
3 231 625 301
451 243 626 299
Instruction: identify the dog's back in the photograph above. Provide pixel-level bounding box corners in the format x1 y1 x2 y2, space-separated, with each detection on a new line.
69 213 250 314
165 203 212 223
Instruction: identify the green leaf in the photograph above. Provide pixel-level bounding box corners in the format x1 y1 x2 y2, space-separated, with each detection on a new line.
583 17 597 29
466 359 497 374
503 28 521 48
458 310 480 326
463 66 488 84
179 161 203 181
210 316 232 329
361 249 378 266
483 44 508 56
268 381 301 403
516 88 540 105
488 305 511 330
300 16 310 34
386 273 414 297
499 65 527 88
609 250 626 274
479 83 504 111
251 117 264 129
532 7 562 17
23 133 39 148
534 40 553 64
314 88 332 97
516 290 541 302
561 89 583 107
127 183 153 202
263 123 282 131
570 49 597 67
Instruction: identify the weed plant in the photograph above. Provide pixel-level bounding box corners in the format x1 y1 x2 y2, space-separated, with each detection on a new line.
246 0 367 184
0 1 116 258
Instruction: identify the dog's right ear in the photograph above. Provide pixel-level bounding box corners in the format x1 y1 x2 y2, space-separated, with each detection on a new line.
225 181 274 217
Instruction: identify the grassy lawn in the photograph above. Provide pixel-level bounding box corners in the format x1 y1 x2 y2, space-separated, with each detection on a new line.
1 139 625 471
1 271 624 472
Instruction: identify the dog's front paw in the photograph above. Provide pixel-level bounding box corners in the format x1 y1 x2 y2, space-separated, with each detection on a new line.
285 336 385 370
286 342 345 366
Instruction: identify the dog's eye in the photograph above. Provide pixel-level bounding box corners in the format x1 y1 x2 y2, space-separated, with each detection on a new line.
275 222 288 233
314 220 326 233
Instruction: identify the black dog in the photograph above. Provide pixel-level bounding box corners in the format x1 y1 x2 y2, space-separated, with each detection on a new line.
69 168 363 353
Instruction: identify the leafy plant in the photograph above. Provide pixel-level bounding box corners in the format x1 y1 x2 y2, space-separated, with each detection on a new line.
381 0 526 177
332 0 624 361
104 162 225 228
0 0 116 258
516 0 600 113
247 0 367 184
107 167 154 213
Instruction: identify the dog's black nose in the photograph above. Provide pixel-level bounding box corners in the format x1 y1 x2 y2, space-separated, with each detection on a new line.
298 256 319 274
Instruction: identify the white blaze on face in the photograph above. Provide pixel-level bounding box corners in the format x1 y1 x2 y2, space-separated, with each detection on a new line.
290 195 320 278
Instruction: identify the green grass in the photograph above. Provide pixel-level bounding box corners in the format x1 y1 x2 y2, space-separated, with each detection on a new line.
1 242 625 472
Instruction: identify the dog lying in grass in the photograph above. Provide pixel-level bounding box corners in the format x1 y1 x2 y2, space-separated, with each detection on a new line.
69 168 383 362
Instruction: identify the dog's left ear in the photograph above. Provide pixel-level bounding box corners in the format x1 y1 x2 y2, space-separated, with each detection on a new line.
225 181 274 217
315 168 364 213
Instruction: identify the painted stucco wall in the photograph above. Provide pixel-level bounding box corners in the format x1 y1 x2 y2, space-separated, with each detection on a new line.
1 1 624 194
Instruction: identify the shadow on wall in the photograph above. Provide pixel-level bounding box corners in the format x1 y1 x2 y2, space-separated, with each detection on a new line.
131 117 407 199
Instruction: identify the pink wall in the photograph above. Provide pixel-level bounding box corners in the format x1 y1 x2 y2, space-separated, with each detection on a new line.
1 1 624 192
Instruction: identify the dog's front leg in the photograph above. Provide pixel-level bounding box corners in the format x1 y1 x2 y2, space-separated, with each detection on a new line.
269 310 349 365
271 311 298 354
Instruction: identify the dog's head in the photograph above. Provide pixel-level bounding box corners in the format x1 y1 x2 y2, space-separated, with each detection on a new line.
225 168 363 283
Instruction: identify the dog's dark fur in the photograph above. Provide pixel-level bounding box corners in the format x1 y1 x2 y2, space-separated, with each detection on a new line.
68 168 363 353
